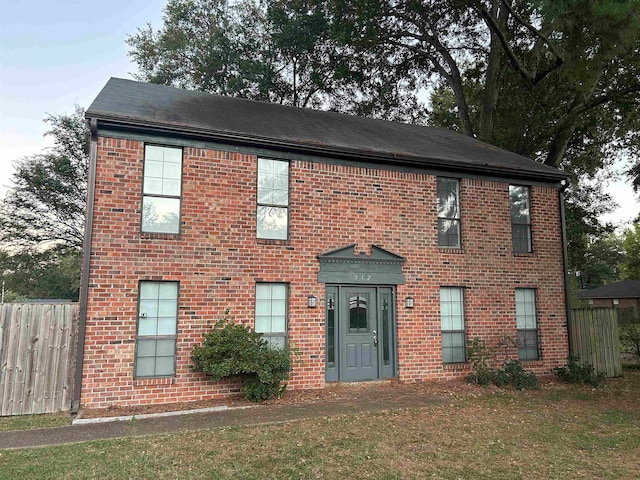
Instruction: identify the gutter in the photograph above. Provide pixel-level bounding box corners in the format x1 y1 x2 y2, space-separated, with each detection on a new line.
72 118 98 414
92 115 570 185
559 182 572 355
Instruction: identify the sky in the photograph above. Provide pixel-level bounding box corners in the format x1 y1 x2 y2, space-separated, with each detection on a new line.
1 0 638 227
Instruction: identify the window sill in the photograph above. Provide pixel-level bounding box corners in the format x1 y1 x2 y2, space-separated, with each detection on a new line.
438 247 464 254
141 232 182 240
256 238 289 246
133 376 176 387
513 252 534 257
442 362 467 371
519 359 543 365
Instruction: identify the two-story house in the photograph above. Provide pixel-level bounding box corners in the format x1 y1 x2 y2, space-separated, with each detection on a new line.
74 78 569 410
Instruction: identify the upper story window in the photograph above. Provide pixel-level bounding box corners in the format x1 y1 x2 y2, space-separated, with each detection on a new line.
437 178 461 248
509 185 532 253
142 145 182 234
257 158 289 240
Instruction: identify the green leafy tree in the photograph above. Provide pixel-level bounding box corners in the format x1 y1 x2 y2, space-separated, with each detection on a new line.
621 222 640 280
127 0 425 120
0 107 87 300
0 247 82 301
0 106 88 249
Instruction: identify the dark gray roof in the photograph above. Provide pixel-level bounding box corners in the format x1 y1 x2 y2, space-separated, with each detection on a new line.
87 77 567 182
577 280 640 299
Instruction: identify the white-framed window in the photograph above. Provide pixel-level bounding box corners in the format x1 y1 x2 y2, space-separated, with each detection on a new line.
515 288 539 360
135 281 178 377
142 145 182 234
437 178 461 248
440 287 466 363
257 158 289 239
510 185 532 253
255 283 288 347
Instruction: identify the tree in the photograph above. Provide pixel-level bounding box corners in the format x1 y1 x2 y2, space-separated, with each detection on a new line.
0 247 82 301
621 223 640 280
127 0 425 120
0 107 87 300
0 106 88 250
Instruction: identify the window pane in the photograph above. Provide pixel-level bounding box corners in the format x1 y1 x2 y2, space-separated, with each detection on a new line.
255 300 272 316
145 145 165 161
142 196 180 233
268 336 286 349
255 316 271 333
136 339 156 357
159 283 178 300
256 284 271 300
136 357 156 377
144 160 164 180
155 356 175 376
271 284 287 300
163 162 182 179
162 179 181 196
138 317 157 336
257 206 288 239
139 300 158 319
157 317 177 335
438 219 461 248
140 282 159 300
156 339 175 357
509 186 530 223
437 178 459 218
271 300 286 316
271 315 286 333
158 299 177 317
163 147 182 164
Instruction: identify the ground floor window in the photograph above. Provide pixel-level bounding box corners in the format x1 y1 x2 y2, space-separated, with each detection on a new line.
135 281 178 377
515 288 539 360
255 283 288 347
440 287 466 363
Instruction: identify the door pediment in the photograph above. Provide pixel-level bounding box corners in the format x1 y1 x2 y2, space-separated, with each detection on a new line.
317 245 406 284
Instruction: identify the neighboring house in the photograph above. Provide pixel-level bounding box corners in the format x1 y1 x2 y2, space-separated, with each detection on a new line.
74 78 570 410
577 280 640 308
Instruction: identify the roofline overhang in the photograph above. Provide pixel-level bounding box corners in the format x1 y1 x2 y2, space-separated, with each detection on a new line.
86 113 570 184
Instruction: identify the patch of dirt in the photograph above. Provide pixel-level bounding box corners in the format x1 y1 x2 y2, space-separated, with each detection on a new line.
78 367 640 420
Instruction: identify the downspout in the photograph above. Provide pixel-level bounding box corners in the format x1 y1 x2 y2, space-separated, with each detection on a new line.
72 118 98 414
559 181 572 356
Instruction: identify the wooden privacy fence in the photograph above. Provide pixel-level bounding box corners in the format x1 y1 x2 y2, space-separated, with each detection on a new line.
569 308 622 378
0 303 79 416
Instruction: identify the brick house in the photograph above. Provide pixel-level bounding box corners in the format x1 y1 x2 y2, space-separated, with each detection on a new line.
73 78 570 411
577 280 640 308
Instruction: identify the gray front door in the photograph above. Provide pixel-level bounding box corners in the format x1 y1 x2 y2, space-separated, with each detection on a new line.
342 287 378 381
325 286 395 382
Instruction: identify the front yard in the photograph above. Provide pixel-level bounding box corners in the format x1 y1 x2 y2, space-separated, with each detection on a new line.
1 368 639 479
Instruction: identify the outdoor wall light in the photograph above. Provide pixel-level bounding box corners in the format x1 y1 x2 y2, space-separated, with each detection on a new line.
405 296 415 309
307 295 318 308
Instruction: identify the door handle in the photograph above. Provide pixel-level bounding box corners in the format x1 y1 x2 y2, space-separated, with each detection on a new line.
372 329 378 347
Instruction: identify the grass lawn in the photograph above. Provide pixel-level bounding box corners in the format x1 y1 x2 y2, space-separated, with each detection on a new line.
0 413 71 433
1 370 639 479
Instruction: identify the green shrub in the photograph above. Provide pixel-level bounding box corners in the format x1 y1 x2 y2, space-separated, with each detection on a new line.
466 337 497 386
192 313 292 401
467 337 538 390
553 355 605 387
620 324 640 363
495 359 538 390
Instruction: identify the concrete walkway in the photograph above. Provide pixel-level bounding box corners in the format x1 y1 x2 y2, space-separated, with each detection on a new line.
1 384 447 450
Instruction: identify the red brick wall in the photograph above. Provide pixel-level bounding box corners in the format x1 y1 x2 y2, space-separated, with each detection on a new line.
592 298 640 308
81 136 568 408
